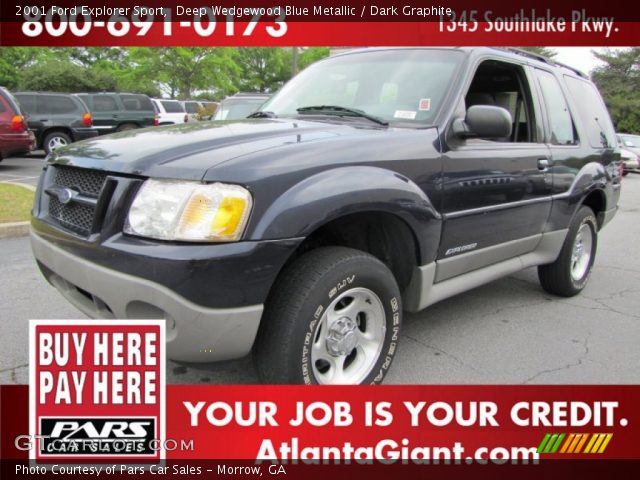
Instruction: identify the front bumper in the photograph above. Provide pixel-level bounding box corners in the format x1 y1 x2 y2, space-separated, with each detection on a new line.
32 230 269 362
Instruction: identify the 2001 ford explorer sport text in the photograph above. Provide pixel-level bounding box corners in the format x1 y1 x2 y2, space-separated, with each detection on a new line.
31 48 621 385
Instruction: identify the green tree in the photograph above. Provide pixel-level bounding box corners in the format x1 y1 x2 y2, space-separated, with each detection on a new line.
591 48 640 134
299 47 330 70
131 48 239 99
234 48 289 92
19 61 117 92
0 48 52 89
233 47 330 93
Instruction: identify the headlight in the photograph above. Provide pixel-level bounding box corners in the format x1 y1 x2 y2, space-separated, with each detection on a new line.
124 179 252 242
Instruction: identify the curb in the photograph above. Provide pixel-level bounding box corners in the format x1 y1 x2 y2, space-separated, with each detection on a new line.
0 221 30 240
0 182 35 239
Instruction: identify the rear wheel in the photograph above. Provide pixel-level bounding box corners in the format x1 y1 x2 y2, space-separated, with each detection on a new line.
116 123 138 132
254 247 402 385
43 131 71 155
538 206 598 297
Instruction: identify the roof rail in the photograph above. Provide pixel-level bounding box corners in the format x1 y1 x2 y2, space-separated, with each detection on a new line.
497 47 588 78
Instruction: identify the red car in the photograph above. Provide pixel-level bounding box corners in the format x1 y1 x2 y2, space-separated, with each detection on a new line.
0 86 35 161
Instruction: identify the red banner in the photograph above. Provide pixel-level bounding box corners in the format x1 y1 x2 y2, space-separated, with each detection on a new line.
2 1 640 46
4 385 640 461
2 21 639 46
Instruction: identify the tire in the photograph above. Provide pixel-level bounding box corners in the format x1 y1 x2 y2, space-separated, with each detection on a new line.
254 247 402 385
538 206 598 297
43 131 71 155
116 123 138 132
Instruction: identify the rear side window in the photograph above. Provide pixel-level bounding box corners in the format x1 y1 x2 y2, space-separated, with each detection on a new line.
184 102 199 113
41 95 77 114
92 95 119 112
1 89 21 114
120 94 153 111
77 94 90 106
15 94 37 114
564 76 617 149
161 101 184 113
536 70 577 145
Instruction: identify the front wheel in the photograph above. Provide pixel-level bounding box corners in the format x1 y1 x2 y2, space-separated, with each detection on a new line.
538 206 598 297
254 247 402 385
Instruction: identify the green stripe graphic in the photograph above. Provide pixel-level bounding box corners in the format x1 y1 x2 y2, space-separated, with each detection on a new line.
537 433 552 453
543 434 559 453
550 433 566 453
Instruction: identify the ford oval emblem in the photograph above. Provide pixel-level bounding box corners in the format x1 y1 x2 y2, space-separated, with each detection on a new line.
57 188 77 205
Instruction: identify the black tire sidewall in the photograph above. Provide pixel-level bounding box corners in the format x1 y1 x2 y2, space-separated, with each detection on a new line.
293 256 401 385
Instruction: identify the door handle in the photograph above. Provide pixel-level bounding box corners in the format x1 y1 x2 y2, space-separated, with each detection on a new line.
39 118 48 121
538 158 551 171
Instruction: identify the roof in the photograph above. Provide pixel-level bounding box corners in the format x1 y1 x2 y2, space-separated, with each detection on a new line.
330 47 588 79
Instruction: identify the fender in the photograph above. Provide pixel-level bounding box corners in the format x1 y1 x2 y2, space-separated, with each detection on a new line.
548 160 617 232
249 166 442 264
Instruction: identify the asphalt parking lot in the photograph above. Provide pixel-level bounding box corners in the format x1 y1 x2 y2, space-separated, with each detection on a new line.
0 153 46 187
1 155 639 385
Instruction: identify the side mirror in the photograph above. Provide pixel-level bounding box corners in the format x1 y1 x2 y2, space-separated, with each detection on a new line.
452 105 513 139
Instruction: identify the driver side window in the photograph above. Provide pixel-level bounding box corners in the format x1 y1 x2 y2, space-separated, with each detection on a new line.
464 59 537 143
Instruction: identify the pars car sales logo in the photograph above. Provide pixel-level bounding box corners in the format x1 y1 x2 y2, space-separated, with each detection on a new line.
29 320 165 461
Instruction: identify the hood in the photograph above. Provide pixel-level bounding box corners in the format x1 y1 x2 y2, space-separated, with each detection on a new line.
48 119 389 181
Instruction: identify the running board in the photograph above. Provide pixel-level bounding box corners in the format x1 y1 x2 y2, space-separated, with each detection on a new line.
403 229 568 312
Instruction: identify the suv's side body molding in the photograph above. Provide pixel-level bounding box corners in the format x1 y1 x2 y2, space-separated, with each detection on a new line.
403 229 568 312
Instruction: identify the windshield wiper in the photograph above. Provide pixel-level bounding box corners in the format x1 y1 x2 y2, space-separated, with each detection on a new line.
296 105 388 126
247 111 277 118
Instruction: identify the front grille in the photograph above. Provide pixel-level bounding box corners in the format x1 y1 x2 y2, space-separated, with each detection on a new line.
49 197 95 234
46 166 109 236
53 166 107 197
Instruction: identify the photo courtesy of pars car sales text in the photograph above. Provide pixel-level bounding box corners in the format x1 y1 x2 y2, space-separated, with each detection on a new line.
0 0 639 477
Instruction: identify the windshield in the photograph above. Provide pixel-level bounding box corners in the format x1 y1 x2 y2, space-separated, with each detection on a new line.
214 98 267 120
260 49 463 126
620 135 640 148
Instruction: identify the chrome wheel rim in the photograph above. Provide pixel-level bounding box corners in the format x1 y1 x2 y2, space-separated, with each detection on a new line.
311 287 386 385
571 223 593 281
48 136 68 151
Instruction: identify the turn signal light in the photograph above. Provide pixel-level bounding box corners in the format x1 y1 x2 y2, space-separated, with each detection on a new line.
82 112 92 127
154 115 160 126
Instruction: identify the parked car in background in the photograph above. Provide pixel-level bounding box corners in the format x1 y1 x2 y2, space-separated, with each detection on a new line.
181 100 219 121
14 92 97 155
0 87 35 160
76 93 157 135
617 134 640 174
181 100 203 121
213 93 269 120
151 99 188 125
620 148 639 175
197 101 219 120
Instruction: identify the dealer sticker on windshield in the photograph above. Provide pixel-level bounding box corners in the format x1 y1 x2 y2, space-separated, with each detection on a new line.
419 98 431 111
394 110 417 119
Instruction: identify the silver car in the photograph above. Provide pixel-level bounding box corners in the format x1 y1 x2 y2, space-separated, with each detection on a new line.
618 134 640 174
